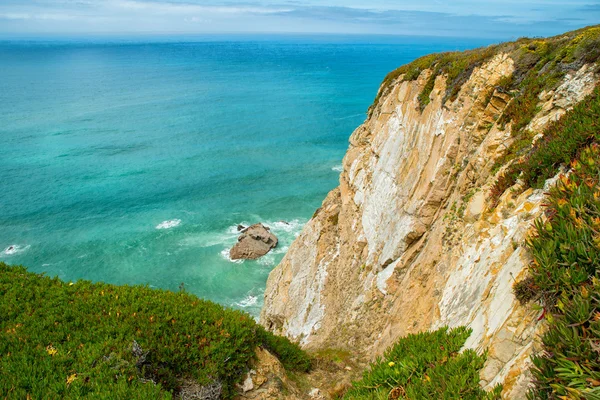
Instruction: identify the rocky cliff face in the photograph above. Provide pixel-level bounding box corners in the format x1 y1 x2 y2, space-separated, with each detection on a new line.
260 46 598 397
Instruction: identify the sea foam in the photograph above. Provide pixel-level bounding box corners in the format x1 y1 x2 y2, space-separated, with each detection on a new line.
3 245 29 256
156 219 182 230
219 248 243 264
235 295 258 308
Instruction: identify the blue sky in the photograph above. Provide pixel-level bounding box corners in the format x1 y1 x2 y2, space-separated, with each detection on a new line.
0 0 598 38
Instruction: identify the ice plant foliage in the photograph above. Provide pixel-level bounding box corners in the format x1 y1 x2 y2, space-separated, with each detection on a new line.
523 144 600 399
0 264 310 399
344 327 501 399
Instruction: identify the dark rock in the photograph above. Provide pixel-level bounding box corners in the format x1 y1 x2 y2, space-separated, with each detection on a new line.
237 224 247 232
230 223 278 260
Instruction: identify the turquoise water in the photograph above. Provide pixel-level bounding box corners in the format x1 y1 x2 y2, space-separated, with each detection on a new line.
0 35 491 316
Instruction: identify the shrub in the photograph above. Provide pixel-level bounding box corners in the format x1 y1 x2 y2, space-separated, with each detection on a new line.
0 263 310 399
491 84 600 205
371 25 600 119
344 327 501 399
524 144 600 398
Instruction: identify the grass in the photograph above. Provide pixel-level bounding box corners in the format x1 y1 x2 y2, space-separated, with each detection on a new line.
343 327 501 399
513 144 600 399
0 263 311 399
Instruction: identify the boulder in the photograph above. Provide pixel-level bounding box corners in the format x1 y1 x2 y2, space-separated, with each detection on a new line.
230 223 278 260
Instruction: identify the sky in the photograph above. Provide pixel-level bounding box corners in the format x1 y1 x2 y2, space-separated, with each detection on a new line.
0 0 599 39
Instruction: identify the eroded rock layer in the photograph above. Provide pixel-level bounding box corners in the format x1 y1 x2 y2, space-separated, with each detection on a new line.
261 50 598 398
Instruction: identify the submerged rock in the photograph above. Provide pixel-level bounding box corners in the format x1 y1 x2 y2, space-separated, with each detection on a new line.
230 223 278 260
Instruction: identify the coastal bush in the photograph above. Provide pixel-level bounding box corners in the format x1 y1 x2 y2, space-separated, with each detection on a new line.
343 327 501 399
519 144 600 398
370 25 600 136
490 26 600 177
0 263 310 399
491 84 600 205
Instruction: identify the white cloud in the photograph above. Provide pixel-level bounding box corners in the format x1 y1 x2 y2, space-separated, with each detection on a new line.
106 0 293 15
0 12 75 20
0 0 597 36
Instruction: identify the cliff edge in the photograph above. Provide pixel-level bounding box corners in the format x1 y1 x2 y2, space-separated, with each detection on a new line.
261 26 600 398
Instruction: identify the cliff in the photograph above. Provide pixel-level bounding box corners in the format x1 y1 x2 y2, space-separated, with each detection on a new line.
261 26 600 397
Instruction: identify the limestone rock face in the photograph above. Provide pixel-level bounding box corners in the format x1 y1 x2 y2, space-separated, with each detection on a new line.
261 54 599 398
230 224 278 260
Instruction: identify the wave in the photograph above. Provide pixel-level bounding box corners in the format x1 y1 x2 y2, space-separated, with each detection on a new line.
3 244 30 256
156 219 182 230
177 218 305 263
332 164 343 172
235 295 258 308
264 219 305 236
219 248 243 264
225 219 305 239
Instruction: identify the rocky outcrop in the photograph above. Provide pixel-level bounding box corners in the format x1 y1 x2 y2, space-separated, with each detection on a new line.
261 51 599 398
230 224 278 260
235 347 301 400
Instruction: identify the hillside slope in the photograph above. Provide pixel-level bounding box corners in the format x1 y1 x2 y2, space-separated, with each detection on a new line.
261 26 600 398
0 263 310 399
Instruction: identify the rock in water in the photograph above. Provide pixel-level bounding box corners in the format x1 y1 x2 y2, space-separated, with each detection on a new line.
230 223 278 260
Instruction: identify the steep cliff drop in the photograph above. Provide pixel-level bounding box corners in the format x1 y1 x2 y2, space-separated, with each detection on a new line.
261 27 600 398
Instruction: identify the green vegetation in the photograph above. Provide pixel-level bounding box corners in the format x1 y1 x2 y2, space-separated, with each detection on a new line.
343 327 501 399
370 25 600 134
491 84 600 204
491 26 600 175
0 263 310 399
370 46 498 113
514 144 600 399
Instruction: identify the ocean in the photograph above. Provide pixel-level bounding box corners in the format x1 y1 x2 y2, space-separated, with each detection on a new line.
0 35 493 316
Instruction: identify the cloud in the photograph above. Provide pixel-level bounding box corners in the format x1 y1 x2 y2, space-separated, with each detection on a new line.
0 0 598 37
109 0 293 15
0 12 75 20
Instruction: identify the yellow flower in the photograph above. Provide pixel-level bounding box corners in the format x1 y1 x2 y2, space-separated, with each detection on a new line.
69 282 74 286
388 362 395 367
582 286 590 299
556 198 568 208
66 373 77 386
46 345 58 356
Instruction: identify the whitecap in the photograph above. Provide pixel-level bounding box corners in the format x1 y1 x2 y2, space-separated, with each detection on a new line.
3 244 29 256
226 221 255 235
265 219 305 234
156 219 182 230
235 295 258 308
332 164 343 172
220 248 243 264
